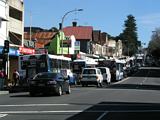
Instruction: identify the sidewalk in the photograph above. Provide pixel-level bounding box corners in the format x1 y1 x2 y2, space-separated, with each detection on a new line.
0 84 9 95
0 90 9 95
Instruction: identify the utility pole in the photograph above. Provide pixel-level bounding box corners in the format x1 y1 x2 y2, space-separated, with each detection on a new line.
29 11 32 41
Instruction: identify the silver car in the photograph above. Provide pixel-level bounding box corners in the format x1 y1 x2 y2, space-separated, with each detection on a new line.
81 68 103 87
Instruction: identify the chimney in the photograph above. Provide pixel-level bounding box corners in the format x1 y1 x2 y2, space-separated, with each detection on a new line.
72 21 77 27
59 23 62 30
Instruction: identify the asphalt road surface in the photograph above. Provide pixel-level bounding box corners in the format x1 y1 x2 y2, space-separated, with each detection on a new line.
0 67 160 120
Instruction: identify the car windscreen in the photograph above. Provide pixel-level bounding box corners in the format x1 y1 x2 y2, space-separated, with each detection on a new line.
98 68 106 73
83 69 96 74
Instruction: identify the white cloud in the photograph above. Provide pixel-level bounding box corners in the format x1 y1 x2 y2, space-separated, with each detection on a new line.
138 13 160 26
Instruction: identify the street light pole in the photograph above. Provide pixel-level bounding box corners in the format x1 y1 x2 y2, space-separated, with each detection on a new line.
60 9 83 56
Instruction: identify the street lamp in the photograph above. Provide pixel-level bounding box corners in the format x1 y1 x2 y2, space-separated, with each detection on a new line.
60 9 83 30
60 8 83 56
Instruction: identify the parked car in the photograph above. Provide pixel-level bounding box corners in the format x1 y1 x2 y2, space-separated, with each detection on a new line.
97 67 111 84
29 72 71 96
81 68 103 87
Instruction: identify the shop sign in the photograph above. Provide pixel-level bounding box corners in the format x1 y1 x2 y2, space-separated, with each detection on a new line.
19 47 35 54
35 48 48 54
23 40 35 48
74 41 80 50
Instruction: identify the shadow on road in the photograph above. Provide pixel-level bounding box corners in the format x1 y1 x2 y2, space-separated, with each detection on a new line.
107 83 160 91
66 101 160 120
132 67 160 78
106 67 160 91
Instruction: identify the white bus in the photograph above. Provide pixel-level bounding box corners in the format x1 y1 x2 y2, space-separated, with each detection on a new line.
18 54 71 82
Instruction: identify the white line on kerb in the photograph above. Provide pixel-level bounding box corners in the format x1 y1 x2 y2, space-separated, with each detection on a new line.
113 77 129 85
0 114 8 118
0 104 69 107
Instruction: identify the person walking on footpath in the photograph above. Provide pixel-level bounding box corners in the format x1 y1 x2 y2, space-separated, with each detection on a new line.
12 69 20 86
0 70 4 90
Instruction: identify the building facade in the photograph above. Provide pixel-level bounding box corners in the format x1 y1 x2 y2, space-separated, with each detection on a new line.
63 22 93 54
0 0 24 84
0 0 8 46
7 0 24 46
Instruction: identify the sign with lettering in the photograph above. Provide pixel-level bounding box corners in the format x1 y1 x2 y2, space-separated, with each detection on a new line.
74 41 80 50
19 47 35 54
35 48 48 54
23 40 35 48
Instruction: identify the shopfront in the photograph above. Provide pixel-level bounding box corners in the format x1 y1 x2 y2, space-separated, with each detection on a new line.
0 46 19 85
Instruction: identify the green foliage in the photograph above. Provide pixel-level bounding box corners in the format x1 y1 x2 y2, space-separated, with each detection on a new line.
121 15 138 56
148 28 160 58
118 15 139 56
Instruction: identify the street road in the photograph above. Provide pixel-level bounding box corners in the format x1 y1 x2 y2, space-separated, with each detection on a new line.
0 67 160 120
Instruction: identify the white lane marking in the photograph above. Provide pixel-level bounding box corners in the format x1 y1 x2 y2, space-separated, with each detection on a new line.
0 104 69 107
0 114 8 118
96 111 108 120
140 70 150 85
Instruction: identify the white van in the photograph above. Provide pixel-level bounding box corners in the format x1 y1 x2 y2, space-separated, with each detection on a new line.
81 68 103 87
97 67 111 84
115 59 125 81
110 59 124 81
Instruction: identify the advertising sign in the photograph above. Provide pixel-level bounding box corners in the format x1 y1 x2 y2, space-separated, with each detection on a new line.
19 47 35 54
74 41 80 50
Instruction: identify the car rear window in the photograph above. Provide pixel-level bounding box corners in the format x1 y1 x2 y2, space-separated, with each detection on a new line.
83 69 96 74
98 68 106 73
35 73 57 79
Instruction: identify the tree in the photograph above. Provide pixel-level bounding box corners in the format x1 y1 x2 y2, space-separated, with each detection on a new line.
148 28 160 58
119 15 139 56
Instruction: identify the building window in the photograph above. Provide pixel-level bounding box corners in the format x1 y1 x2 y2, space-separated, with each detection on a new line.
9 6 22 21
9 32 21 45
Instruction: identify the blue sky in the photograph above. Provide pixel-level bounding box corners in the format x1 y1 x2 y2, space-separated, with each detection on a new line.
24 0 160 47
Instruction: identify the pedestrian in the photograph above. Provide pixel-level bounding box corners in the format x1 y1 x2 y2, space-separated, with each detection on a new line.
0 70 4 78
0 70 4 90
12 69 20 86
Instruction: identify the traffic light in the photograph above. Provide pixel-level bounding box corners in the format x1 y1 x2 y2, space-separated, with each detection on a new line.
3 40 9 53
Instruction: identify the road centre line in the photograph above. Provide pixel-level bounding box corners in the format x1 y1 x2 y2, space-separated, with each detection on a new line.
140 70 150 85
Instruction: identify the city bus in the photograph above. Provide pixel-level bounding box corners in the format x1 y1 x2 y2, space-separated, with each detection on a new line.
18 54 71 85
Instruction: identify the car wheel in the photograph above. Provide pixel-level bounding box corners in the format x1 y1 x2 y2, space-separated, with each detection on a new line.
102 81 108 87
56 86 62 96
66 85 71 94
